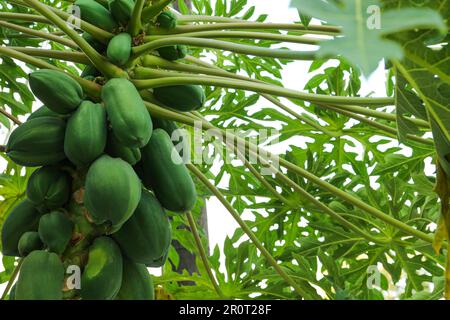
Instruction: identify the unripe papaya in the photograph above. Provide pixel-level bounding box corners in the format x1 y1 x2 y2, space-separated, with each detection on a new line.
64 101 107 167
84 155 141 231
153 84 205 112
81 237 123 300
152 117 188 157
18 231 43 257
109 0 134 25
157 45 187 61
106 133 141 165
6 117 66 167
38 211 74 255
156 11 177 29
140 129 197 212
15 250 64 300
75 0 118 32
26 166 71 212
116 259 154 300
1 199 41 257
113 189 171 265
29 69 83 115
82 32 106 52
107 33 132 66
102 78 152 148
147 249 169 268
28 106 63 121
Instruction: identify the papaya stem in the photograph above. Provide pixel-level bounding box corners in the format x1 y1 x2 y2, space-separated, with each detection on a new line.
128 0 146 36
6 46 91 64
0 108 22 126
0 21 78 49
141 0 175 22
132 36 317 61
185 211 226 299
187 164 312 299
0 258 24 300
22 0 126 79
0 12 49 23
133 75 394 107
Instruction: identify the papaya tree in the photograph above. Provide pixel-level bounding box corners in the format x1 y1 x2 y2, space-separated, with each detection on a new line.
0 0 448 300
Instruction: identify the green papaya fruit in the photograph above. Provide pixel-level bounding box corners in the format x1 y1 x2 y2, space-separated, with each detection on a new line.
75 0 118 32
116 259 154 300
106 133 141 165
153 84 205 112
80 237 123 300
107 33 132 66
156 10 177 29
1 199 41 256
109 0 134 25
15 250 64 300
84 155 141 231
18 231 43 257
64 101 107 167
26 166 71 212
157 44 187 61
152 117 188 157
38 211 74 255
102 78 152 148
6 117 66 167
29 69 83 115
140 129 197 212
82 32 106 52
81 64 100 79
113 189 171 265
28 106 63 121
147 249 169 268
9 284 16 300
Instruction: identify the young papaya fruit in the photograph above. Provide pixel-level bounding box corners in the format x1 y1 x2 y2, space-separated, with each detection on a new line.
18 231 43 257
82 32 106 52
116 258 155 300
29 69 83 115
1 199 42 257
75 0 118 32
80 237 123 300
26 166 71 212
153 84 205 112
112 189 171 265
152 117 189 157
156 10 177 29
38 211 74 255
15 250 64 300
28 106 64 121
84 155 141 232
140 129 197 212
107 33 132 66
64 101 107 167
106 133 141 165
157 44 187 61
6 117 66 167
102 78 152 148
109 0 134 25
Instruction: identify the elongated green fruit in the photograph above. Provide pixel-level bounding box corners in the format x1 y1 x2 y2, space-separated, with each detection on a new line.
107 33 132 66
1 199 41 256
26 166 71 212
157 45 187 61
82 32 106 52
116 259 155 300
106 133 141 165
75 0 118 32
29 69 83 115
152 117 188 157
113 189 171 265
81 237 123 300
18 231 43 257
28 106 64 120
102 78 152 148
38 211 74 255
140 129 197 212
156 11 177 29
84 155 141 231
15 250 64 300
109 0 134 25
153 84 205 112
6 117 66 167
64 101 107 167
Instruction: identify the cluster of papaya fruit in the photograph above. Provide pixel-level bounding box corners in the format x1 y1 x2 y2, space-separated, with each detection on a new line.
1 0 203 300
